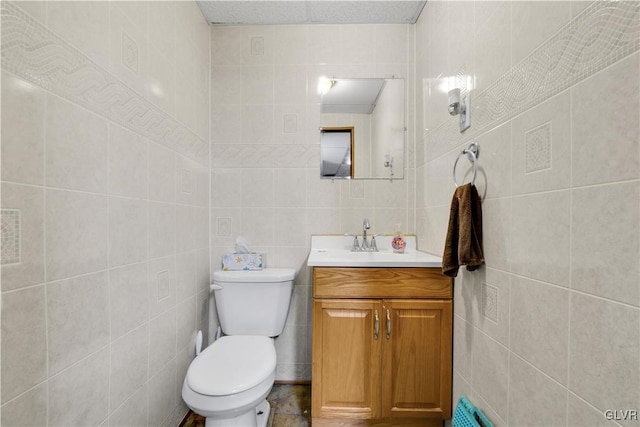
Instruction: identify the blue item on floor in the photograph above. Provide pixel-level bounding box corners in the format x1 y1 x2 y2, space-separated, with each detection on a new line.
452 396 493 427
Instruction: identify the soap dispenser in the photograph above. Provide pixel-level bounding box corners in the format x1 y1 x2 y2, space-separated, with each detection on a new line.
392 228 406 254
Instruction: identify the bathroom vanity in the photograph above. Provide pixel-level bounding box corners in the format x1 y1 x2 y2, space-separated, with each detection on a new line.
308 236 453 426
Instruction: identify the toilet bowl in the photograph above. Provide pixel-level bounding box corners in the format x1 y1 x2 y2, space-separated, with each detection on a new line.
182 336 276 427
181 268 295 427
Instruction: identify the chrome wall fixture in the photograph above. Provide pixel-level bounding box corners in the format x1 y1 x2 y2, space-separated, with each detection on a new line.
448 88 471 133
452 142 479 187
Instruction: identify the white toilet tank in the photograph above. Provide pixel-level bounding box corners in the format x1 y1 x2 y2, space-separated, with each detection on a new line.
212 268 295 336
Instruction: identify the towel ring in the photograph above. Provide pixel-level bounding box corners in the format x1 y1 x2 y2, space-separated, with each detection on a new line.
453 142 480 187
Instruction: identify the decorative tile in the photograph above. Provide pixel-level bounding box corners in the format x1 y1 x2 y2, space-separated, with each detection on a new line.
283 114 298 133
216 217 232 237
181 169 193 195
427 0 640 159
121 31 138 74
1 1 208 166
1 209 20 265
525 122 552 173
157 270 169 300
482 282 498 323
251 37 264 56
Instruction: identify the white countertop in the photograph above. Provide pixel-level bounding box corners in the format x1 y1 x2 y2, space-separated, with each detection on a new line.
307 235 442 268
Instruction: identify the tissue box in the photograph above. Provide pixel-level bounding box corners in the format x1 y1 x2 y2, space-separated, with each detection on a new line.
222 253 264 271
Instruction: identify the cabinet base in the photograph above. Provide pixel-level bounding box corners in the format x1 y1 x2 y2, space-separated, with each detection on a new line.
312 417 444 427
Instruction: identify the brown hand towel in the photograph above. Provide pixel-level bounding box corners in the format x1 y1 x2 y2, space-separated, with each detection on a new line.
442 183 484 277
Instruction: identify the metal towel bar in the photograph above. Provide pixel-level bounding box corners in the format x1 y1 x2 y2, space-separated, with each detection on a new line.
453 142 480 187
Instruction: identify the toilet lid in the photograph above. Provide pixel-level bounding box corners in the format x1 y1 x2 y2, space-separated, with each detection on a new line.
186 335 276 396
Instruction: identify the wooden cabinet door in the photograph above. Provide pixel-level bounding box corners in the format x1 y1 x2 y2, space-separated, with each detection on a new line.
381 299 452 420
312 299 382 419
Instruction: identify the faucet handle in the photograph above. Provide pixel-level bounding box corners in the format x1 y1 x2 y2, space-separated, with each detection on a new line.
345 233 361 252
370 234 381 252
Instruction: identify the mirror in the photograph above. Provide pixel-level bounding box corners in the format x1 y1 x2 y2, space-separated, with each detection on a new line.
319 77 405 179
320 127 354 178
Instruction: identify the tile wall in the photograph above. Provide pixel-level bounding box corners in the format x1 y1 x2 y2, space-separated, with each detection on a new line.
415 1 640 425
0 1 210 425
209 23 415 380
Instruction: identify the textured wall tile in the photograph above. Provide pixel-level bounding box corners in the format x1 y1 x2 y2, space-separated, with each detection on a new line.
211 26 243 66
1 73 45 185
48 348 109 427
47 271 109 375
275 65 307 105
524 123 552 173
1 1 208 165
148 255 177 318
177 296 197 350
569 293 640 416
176 251 196 303
108 384 148 427
148 202 176 259
108 123 148 199
147 359 177 427
480 198 511 272
241 105 274 144
149 308 177 379
242 65 274 105
109 197 147 268
511 92 571 195
453 316 472 382
470 268 510 347
110 324 149 411
45 189 108 281
109 262 149 340
274 26 308 65
46 1 110 68
108 3 147 95
146 44 176 116
474 2 511 94
511 1 572 65
510 276 570 385
1 209 20 265
572 53 640 186
511 191 570 287
508 354 568 426
45 94 108 193
567 393 619 427
0 382 47 427
1 286 47 403
148 143 176 203
241 169 274 208
176 205 196 254
471 332 509 420
572 182 640 306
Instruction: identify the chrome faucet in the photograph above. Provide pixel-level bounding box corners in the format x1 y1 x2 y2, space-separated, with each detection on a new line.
347 219 378 252
361 218 371 250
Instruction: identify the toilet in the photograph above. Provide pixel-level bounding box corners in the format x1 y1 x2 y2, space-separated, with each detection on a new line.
182 268 295 427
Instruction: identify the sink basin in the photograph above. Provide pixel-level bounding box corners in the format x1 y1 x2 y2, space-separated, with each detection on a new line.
307 235 442 268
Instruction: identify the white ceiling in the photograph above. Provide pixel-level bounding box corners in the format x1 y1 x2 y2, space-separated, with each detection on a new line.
196 1 427 25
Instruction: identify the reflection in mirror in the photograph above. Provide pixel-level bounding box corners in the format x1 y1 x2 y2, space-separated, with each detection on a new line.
319 78 405 179
320 127 353 178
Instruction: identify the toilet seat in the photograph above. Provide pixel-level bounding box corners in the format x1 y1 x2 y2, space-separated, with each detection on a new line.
186 335 276 396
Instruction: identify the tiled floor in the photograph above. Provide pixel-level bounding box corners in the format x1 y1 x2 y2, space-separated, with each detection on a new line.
180 383 311 427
